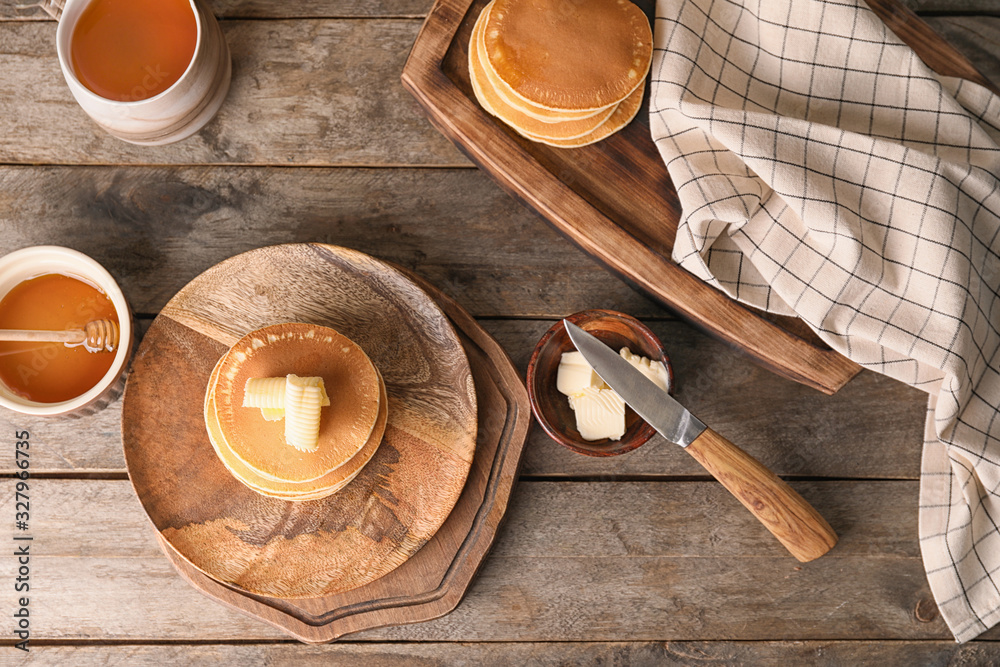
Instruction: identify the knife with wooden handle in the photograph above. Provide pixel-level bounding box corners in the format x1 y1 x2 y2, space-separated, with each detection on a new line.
564 320 838 562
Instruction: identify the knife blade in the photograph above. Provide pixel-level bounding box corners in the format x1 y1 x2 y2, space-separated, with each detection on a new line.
564 320 838 562
564 321 705 447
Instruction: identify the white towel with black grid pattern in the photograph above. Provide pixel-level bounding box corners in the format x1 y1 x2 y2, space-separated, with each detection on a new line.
649 0 1000 642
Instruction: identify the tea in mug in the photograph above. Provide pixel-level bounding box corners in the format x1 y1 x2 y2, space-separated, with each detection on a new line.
70 0 197 102
0 273 119 403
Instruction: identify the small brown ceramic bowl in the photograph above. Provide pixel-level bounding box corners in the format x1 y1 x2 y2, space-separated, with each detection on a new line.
527 309 673 456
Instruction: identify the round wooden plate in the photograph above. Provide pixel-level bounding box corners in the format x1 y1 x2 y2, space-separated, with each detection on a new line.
121 244 477 599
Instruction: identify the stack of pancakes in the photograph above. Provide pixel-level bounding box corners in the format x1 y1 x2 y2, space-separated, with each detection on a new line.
204 323 386 501
468 0 653 147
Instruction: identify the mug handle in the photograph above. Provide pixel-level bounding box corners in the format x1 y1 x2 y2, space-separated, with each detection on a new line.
16 0 64 20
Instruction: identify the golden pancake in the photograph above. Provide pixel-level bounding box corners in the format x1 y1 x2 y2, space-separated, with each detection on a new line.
522 79 645 148
213 323 381 483
469 6 618 140
205 354 387 501
471 1 610 123
483 0 652 112
218 380 386 500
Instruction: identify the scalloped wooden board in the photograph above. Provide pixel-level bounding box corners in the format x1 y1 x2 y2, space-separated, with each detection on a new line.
121 244 530 641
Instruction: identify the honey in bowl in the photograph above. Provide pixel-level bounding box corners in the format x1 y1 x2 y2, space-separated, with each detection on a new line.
0 273 119 404
70 0 197 102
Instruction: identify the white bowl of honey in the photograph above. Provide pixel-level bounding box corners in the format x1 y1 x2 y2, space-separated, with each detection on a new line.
0 246 133 418
51 0 231 145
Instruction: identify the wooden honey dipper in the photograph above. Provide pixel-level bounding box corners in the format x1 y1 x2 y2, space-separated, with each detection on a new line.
0 318 120 352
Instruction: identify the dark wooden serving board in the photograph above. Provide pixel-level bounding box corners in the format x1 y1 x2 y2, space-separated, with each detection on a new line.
121 244 530 642
401 0 996 395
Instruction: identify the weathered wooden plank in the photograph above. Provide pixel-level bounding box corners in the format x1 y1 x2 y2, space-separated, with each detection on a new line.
0 20 466 166
0 551 951 641
0 319 926 478
10 641 1000 666
0 405 123 473
0 16 997 166
0 479 960 641
3 0 436 21
912 2 1000 14
0 480 918 558
1 555 287 641
2 0 996 20
497 481 920 559
0 166 654 318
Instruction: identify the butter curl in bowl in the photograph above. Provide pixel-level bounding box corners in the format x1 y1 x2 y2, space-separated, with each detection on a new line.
527 309 672 456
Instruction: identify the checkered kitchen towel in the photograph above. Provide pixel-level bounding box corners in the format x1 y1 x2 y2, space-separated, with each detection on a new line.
649 0 1000 642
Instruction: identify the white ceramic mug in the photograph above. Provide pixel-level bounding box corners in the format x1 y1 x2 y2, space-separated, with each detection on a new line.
42 0 231 145
0 247 134 418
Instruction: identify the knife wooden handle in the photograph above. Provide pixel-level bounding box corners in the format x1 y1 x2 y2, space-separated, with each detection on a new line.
685 427 837 562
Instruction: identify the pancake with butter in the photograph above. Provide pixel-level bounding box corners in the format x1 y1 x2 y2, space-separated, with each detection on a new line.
469 5 618 140
213 323 381 483
205 355 387 500
483 0 652 112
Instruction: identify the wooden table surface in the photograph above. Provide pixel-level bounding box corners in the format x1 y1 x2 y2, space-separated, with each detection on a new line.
3 0 1000 664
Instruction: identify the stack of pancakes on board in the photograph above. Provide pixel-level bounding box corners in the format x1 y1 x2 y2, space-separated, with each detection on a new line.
204 323 386 501
469 0 653 147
